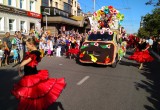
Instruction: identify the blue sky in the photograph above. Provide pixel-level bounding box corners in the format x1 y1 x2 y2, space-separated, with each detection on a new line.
78 0 155 34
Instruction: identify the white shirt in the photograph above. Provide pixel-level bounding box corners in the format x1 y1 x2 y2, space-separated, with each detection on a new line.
0 50 4 58
148 38 153 46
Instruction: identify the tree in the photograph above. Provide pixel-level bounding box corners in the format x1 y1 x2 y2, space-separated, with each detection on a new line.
138 28 149 37
146 0 160 6
138 8 160 37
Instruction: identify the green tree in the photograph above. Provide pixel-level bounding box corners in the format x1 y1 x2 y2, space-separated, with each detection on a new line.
138 28 149 37
138 8 160 37
146 0 160 6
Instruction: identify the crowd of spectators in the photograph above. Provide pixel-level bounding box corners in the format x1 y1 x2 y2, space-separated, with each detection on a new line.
0 28 87 67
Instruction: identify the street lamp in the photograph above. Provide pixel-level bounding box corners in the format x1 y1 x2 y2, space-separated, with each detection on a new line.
42 8 50 30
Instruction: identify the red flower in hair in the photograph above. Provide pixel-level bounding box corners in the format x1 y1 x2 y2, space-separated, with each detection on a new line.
108 6 113 9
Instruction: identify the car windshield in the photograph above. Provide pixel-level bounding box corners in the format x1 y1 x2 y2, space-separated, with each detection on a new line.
87 32 113 41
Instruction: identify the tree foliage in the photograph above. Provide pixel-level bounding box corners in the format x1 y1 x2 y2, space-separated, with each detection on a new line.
138 8 160 37
145 0 160 6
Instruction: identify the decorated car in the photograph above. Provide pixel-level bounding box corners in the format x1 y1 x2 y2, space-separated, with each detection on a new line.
78 6 125 67
79 29 120 67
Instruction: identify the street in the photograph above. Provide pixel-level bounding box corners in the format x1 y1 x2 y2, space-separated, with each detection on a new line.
0 50 160 110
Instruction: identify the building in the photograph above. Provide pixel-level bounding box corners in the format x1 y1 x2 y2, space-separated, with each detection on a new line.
0 0 42 36
41 0 90 34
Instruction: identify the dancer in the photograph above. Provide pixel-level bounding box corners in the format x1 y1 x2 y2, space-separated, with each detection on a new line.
12 38 66 110
67 37 80 59
129 38 154 69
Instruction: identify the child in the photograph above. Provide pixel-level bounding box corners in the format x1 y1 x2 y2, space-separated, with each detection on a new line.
12 44 18 64
39 38 45 57
47 36 53 57
67 37 80 59
11 38 66 110
0 44 4 67
56 45 61 57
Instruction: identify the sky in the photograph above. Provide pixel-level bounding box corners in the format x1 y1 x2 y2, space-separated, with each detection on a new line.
78 0 155 34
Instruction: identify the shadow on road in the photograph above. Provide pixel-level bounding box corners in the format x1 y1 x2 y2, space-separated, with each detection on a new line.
120 49 160 110
48 102 65 110
134 60 160 110
119 59 139 67
0 68 19 110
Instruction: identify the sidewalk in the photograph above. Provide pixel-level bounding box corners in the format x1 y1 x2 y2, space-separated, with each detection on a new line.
150 50 160 62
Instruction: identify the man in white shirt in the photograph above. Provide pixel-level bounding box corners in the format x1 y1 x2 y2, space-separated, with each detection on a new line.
148 36 153 48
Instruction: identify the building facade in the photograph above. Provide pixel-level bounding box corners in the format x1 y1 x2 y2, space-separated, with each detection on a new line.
41 0 90 34
0 0 42 36
48 0 78 16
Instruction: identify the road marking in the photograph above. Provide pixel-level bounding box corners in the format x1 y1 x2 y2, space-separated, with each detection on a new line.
77 76 90 85
59 64 63 65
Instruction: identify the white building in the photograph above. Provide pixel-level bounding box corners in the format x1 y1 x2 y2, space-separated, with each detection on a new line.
0 0 42 35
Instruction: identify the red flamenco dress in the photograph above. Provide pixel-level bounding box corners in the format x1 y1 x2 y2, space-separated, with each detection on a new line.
129 42 154 63
67 42 80 55
11 50 66 110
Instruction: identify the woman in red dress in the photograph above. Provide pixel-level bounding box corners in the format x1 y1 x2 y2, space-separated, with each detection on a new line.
67 37 80 59
12 38 66 110
129 38 154 69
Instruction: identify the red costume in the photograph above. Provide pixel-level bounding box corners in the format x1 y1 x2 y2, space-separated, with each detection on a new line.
67 41 80 55
12 50 66 110
129 42 154 63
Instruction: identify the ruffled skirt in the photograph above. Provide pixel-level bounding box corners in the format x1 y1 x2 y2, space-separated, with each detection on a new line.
67 48 79 55
129 50 154 63
11 70 66 110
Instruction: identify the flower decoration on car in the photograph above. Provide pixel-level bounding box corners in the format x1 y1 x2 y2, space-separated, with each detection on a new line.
105 56 110 63
89 54 98 63
79 51 86 58
91 5 124 30
100 44 111 49
94 42 99 46
81 43 89 49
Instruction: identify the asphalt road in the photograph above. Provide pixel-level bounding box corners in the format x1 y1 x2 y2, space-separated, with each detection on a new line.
0 50 160 110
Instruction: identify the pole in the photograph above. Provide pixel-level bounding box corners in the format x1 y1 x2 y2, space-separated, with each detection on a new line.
94 0 95 12
45 14 47 30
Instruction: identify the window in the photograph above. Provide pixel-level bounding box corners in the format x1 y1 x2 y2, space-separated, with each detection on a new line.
9 19 16 31
8 0 11 5
0 17 4 31
55 2 58 8
20 0 26 9
0 0 4 4
50 0 53 7
8 0 16 7
87 32 113 41
64 2 71 13
75 1 76 7
68 0 71 4
74 11 76 15
20 21 26 33
30 0 35 12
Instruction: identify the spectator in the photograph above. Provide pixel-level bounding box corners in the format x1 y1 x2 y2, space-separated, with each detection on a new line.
11 31 18 46
47 36 53 57
15 32 23 62
12 44 18 64
0 43 4 67
148 36 153 49
157 39 160 55
3 32 12 65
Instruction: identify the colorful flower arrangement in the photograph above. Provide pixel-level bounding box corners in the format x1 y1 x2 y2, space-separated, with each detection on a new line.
90 6 124 34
